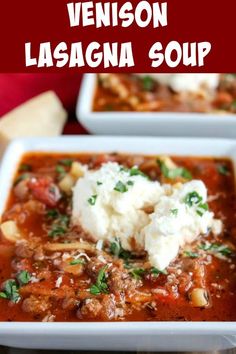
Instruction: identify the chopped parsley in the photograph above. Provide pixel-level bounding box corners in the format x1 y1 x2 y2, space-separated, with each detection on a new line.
170 208 178 216
88 195 98 206
110 239 131 260
55 165 66 177
127 180 134 186
141 76 155 91
90 284 101 295
158 160 192 180
130 268 145 280
129 166 149 179
196 203 209 216
1 279 20 303
70 259 85 265
96 181 103 186
48 213 69 238
217 164 229 176
119 165 149 179
199 243 232 256
48 225 67 238
19 163 32 172
150 267 167 276
184 191 203 207
46 208 60 219
90 265 109 295
59 158 74 167
114 181 128 193
184 251 199 259
17 270 31 285
184 191 208 217
0 271 33 303
120 166 129 173
14 173 29 186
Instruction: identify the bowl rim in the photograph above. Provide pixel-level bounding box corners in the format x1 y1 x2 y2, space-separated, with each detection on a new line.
0 135 236 328
77 73 236 122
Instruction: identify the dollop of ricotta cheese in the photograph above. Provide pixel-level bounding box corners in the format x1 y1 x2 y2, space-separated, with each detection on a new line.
72 162 163 250
142 180 221 270
136 74 220 93
72 162 222 270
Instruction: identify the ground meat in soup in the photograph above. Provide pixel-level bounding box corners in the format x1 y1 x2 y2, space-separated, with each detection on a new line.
0 152 235 322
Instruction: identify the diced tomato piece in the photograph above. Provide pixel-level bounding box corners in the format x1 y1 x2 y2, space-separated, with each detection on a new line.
28 177 61 207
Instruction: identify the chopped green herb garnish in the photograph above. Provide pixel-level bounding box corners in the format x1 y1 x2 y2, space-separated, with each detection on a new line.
17 270 31 285
46 209 60 219
196 203 209 217
47 211 69 238
110 241 120 257
184 191 203 207
184 251 199 259
19 164 32 172
120 166 129 173
55 165 66 177
14 173 29 186
217 165 229 176
199 243 232 257
129 166 149 179
150 267 167 276
184 192 208 216
2 279 20 303
90 284 102 295
158 160 192 180
127 180 134 186
124 262 132 269
59 158 74 167
170 208 178 216
114 181 128 193
48 225 66 238
90 265 109 295
130 268 145 280
0 292 7 299
59 214 69 226
70 259 85 265
110 239 131 260
199 243 212 251
141 76 155 91
88 195 98 206
97 181 103 186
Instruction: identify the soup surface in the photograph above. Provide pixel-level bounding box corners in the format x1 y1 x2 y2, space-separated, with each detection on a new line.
93 74 236 112
0 152 235 322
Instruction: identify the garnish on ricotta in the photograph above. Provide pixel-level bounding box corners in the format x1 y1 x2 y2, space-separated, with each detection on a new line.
72 162 222 270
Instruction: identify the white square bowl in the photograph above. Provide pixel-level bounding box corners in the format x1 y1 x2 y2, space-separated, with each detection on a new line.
0 136 236 351
76 74 236 138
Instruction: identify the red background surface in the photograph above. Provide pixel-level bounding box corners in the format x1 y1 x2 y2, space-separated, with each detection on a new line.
0 0 235 72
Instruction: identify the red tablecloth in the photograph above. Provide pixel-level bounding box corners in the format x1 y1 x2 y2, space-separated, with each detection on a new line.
0 73 88 135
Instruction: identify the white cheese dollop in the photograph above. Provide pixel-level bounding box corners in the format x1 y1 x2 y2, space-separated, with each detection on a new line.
72 162 163 250
136 74 220 93
142 180 221 270
72 162 222 270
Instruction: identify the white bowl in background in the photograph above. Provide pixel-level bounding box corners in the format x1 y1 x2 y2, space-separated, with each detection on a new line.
76 74 236 138
0 135 235 351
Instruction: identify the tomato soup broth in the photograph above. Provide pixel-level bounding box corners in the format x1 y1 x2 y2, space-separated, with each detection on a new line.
0 152 235 322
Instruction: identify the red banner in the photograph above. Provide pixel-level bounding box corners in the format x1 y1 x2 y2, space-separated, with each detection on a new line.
0 0 235 72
